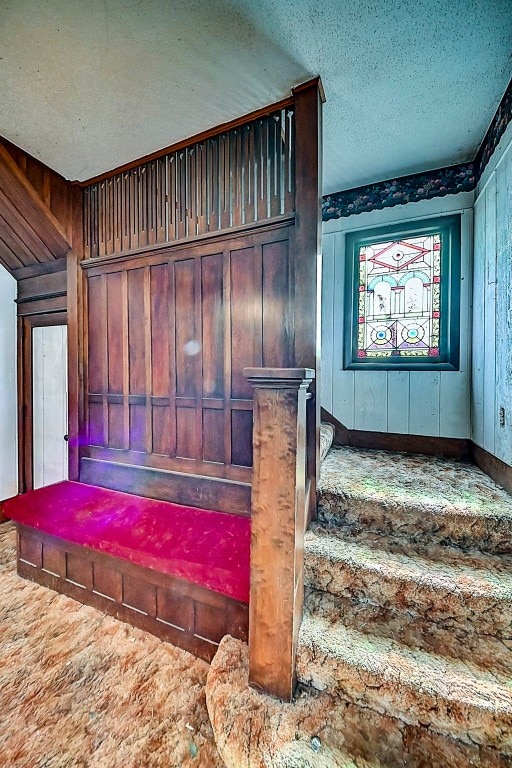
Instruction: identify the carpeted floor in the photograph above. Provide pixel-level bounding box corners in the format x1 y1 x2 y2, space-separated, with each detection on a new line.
0 522 224 768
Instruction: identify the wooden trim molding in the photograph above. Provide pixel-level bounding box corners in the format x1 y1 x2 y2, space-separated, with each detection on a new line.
18 311 68 493
471 443 512 495
320 409 471 460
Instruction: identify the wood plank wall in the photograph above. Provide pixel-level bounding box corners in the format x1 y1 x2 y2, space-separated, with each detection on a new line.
472 124 512 467
321 194 473 440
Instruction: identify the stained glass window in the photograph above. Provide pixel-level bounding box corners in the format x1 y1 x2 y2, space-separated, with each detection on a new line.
344 216 461 370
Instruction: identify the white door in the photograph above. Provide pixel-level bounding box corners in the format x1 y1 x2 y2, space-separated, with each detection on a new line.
32 325 68 489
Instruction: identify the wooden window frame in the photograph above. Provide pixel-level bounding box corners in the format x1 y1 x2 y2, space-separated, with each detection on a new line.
344 214 461 371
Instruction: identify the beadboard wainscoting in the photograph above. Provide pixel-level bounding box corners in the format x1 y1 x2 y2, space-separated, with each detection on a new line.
322 193 474 438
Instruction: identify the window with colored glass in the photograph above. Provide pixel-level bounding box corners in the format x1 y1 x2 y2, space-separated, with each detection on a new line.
344 215 461 370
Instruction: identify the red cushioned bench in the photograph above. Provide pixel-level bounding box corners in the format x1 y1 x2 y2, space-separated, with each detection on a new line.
3 481 250 660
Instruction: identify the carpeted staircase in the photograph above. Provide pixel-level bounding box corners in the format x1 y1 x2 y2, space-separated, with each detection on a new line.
297 442 512 764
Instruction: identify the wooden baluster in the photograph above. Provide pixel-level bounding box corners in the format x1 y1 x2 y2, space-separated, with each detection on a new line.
244 366 314 702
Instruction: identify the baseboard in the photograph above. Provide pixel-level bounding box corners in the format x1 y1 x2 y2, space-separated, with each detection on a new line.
471 443 512 494
320 408 349 445
320 408 470 460
347 430 471 460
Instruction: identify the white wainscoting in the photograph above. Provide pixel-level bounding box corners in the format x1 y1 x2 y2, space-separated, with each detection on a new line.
322 193 474 438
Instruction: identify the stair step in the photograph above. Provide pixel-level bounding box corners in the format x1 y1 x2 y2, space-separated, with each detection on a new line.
305 588 512 678
318 447 512 554
297 612 512 752
320 421 335 463
305 526 512 638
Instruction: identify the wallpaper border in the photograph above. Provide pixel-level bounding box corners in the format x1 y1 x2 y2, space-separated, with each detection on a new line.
322 77 512 220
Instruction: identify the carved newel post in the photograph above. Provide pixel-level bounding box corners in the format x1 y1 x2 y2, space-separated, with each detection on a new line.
244 367 315 702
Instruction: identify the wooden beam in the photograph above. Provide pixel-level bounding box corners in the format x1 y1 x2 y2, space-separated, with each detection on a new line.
0 142 71 262
292 77 323 525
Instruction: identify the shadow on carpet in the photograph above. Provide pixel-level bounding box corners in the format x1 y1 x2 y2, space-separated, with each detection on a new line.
0 523 223 768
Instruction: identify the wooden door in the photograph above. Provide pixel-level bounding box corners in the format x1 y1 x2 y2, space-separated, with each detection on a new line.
32 324 68 488
18 311 67 492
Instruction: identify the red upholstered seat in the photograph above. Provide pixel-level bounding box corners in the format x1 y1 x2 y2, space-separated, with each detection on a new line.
3 481 250 603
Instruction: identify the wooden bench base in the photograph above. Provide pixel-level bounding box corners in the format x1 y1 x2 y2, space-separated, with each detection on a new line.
16 523 248 662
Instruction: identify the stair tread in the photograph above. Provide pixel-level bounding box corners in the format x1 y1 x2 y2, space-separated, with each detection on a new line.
309 522 512 572
305 525 512 600
304 588 512 678
318 447 512 521
298 611 512 712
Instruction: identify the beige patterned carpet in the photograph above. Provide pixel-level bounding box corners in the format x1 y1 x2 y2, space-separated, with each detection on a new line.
0 522 223 768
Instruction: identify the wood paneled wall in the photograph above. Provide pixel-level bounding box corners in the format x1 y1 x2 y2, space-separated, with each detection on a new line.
78 84 321 514
2 138 76 247
472 123 512 467
82 222 294 511
83 109 294 259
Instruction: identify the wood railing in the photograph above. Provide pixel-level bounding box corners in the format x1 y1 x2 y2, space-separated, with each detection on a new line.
244 366 314 701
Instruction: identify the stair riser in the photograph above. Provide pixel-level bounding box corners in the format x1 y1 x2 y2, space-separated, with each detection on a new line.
296 644 512 753
317 493 512 555
304 588 512 678
304 553 512 639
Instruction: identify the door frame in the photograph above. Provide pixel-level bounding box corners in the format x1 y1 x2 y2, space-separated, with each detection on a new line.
18 311 67 493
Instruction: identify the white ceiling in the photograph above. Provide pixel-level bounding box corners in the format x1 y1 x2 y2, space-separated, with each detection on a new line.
1 0 511 194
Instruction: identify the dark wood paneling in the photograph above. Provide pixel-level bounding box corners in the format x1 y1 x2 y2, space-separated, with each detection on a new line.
16 524 248 663
202 253 224 398
83 226 292 500
16 267 67 304
83 109 295 259
106 272 124 396
0 140 71 275
230 246 262 399
79 458 251 516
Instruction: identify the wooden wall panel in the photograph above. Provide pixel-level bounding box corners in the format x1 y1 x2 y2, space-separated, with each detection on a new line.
201 253 224 399
230 247 262 400
106 273 124 396
82 224 294 502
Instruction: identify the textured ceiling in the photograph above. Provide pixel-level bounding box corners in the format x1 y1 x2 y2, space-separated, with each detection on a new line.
1 0 511 193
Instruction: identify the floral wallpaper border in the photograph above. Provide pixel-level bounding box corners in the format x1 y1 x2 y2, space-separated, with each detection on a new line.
322 77 512 221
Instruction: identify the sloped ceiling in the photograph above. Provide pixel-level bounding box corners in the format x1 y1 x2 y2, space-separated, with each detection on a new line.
0 0 511 194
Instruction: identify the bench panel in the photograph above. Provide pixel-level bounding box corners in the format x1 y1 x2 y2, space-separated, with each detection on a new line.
17 524 248 662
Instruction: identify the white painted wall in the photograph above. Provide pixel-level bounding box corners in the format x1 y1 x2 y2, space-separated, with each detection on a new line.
0 266 17 500
322 192 474 437
472 122 512 467
32 325 68 489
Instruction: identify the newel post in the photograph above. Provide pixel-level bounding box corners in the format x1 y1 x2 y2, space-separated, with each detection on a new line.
244 366 315 702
